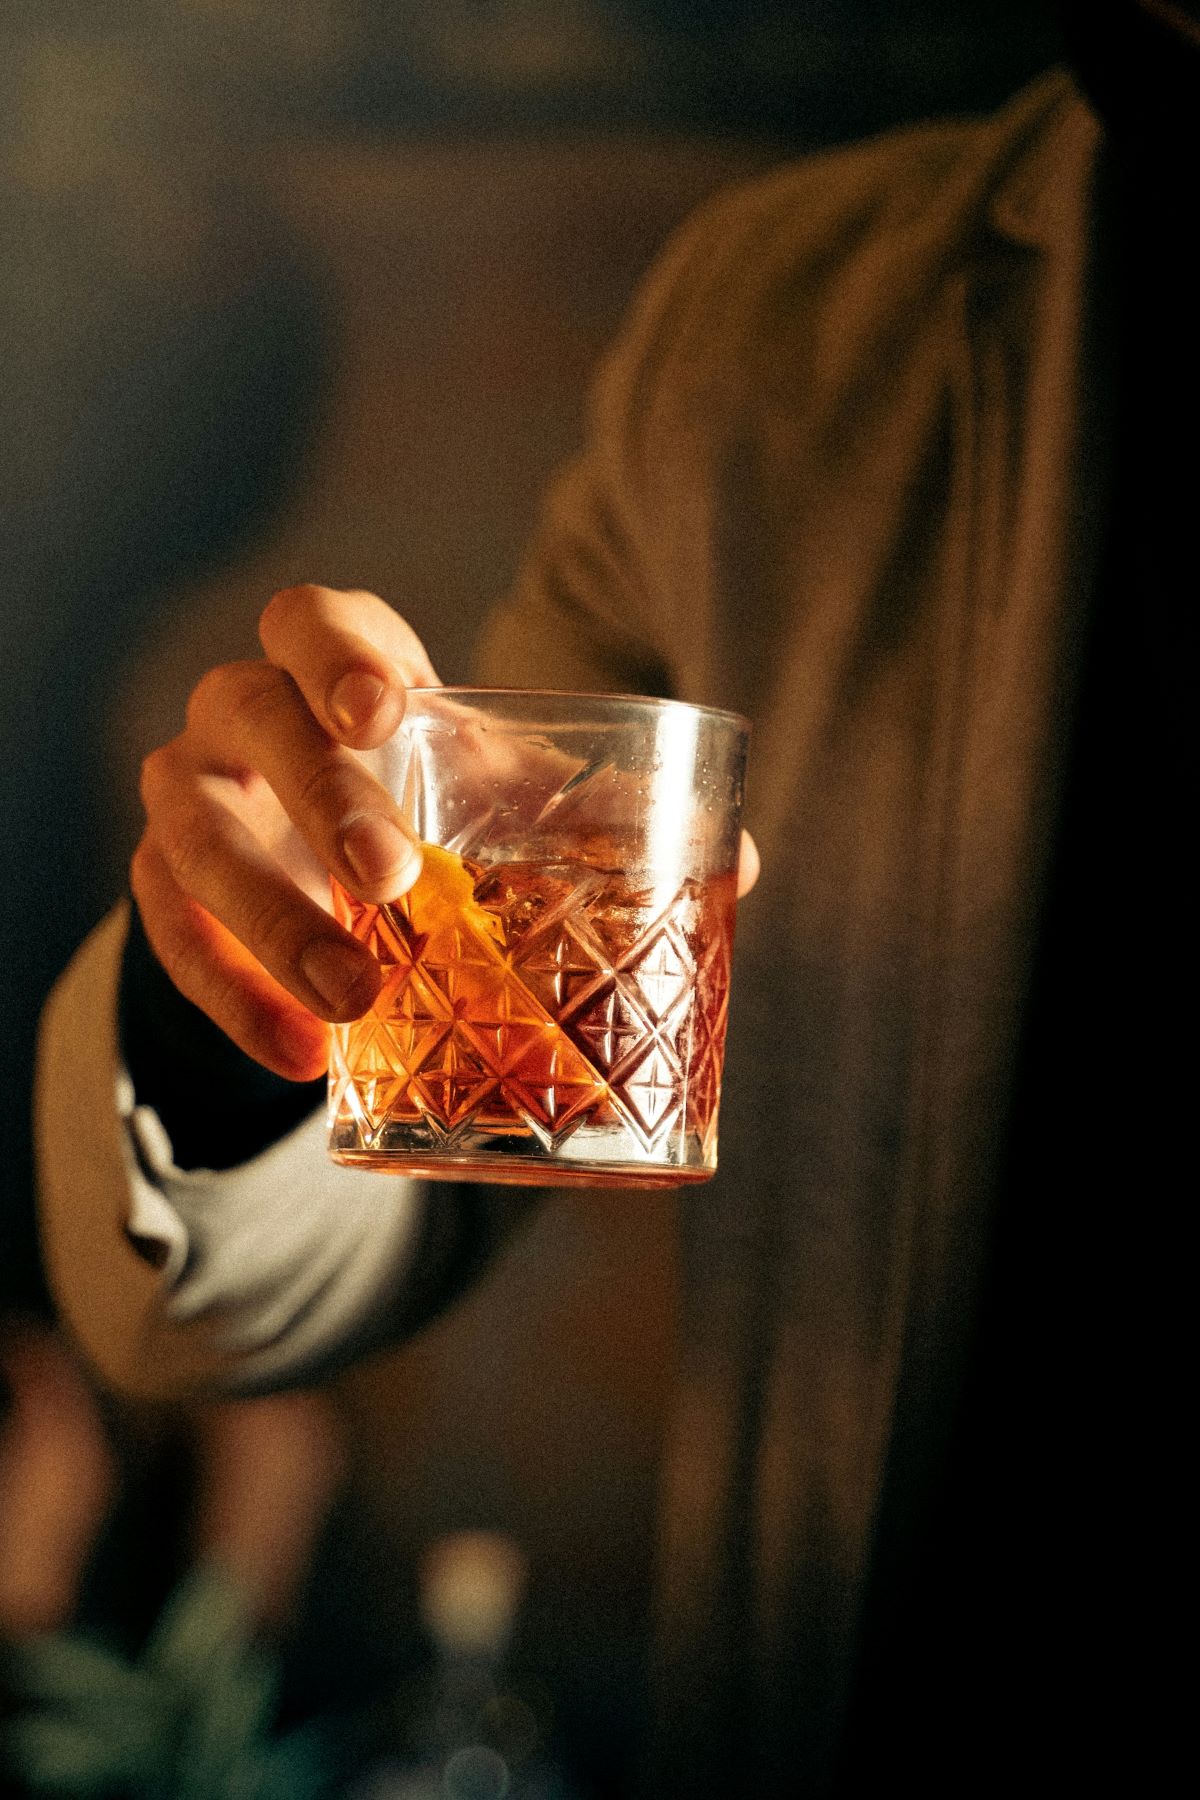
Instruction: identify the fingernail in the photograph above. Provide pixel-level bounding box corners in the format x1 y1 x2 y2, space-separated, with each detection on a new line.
328 670 386 735
300 939 375 1015
341 813 419 890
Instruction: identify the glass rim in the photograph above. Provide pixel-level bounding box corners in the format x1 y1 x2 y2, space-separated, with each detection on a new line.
403 685 751 734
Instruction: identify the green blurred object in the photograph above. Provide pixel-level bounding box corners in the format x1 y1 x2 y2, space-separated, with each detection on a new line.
2 1564 340 1799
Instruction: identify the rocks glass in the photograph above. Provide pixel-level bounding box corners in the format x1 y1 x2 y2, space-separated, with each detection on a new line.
328 688 748 1187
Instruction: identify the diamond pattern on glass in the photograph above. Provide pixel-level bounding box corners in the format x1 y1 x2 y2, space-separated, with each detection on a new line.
330 847 735 1166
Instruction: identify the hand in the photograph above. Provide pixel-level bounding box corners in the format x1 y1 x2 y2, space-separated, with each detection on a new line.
132 583 760 1082
132 585 438 1080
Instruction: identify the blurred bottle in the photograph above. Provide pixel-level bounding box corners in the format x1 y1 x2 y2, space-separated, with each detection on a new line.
349 1529 580 1799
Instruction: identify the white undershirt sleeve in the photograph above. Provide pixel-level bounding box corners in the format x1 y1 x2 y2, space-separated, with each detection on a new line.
35 902 429 1399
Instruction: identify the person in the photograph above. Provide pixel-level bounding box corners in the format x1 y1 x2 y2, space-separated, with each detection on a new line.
34 4 1195 1791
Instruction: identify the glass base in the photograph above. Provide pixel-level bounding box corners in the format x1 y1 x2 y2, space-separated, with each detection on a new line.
327 1120 716 1189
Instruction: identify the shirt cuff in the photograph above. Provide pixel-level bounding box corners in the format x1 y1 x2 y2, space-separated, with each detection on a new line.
36 901 429 1397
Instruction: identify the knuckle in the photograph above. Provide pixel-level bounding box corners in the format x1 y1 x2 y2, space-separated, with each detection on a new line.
129 835 154 900
230 664 289 733
241 889 299 966
207 965 263 1044
153 931 195 997
357 594 422 661
187 660 283 738
294 755 355 818
128 845 189 985
260 583 325 642
138 739 182 814
138 748 166 812
185 662 237 734
391 611 422 656
156 931 218 1018
349 589 394 630
380 608 435 679
160 802 224 895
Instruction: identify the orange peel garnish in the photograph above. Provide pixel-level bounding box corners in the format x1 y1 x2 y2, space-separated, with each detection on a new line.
379 845 608 1113
399 842 506 952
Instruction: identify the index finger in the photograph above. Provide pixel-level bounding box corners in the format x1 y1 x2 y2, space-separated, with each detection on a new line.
259 585 441 750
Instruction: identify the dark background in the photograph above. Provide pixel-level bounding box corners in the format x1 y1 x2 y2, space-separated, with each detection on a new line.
1 2 1064 1789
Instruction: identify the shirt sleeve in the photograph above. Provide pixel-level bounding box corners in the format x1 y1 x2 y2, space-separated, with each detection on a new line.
34 903 434 1398
471 172 752 696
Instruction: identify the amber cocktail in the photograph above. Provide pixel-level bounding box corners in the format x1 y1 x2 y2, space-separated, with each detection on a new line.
327 690 748 1186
